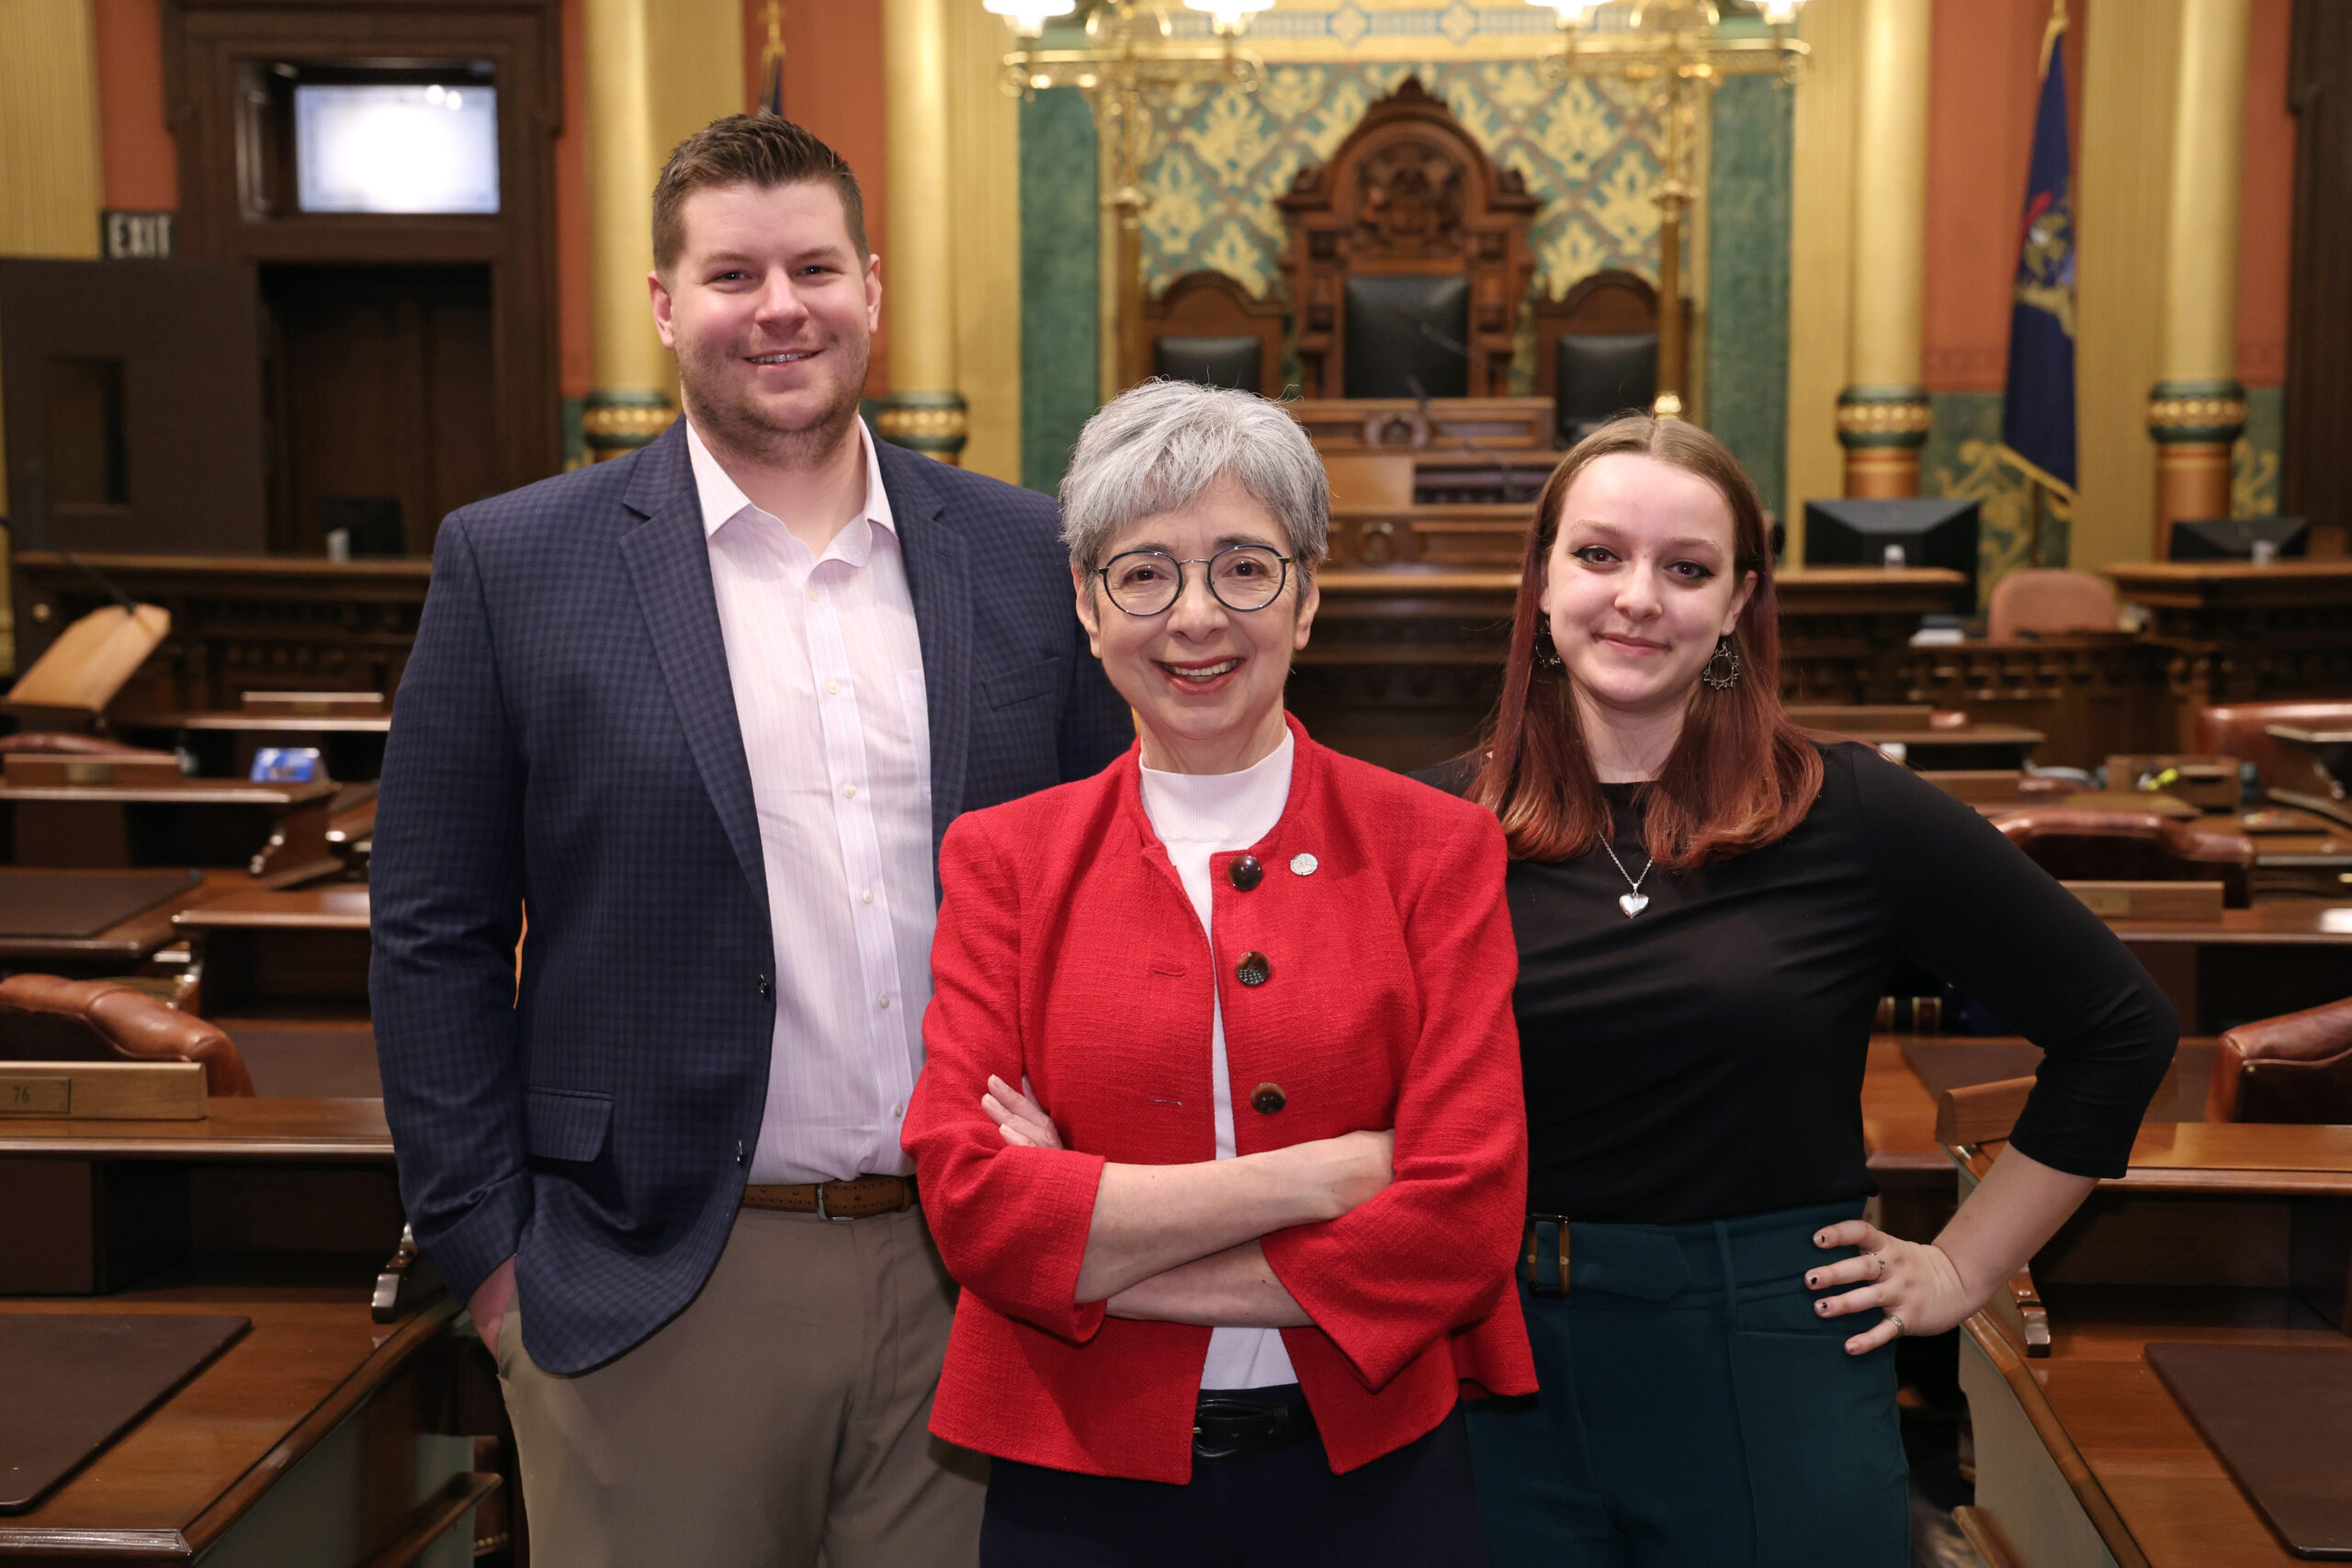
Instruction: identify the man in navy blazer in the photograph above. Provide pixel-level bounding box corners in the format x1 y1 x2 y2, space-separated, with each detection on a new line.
370 116 1129 1567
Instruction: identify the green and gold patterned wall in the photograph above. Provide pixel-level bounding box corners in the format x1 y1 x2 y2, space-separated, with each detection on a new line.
1017 4 1796 497
1134 63 1668 303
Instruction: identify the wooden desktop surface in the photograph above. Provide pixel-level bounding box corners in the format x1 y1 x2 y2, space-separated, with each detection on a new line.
0 1287 458 1558
174 886 370 932
2105 901 2352 943
0 1097 391 1159
1957 1123 2352 1567
0 779 336 807
2107 557 2352 606
120 712 393 735
0 1098 471 1562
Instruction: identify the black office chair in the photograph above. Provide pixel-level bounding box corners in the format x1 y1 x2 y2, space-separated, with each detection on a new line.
1341 274 1470 400
1152 335 1264 391
1554 332 1657 446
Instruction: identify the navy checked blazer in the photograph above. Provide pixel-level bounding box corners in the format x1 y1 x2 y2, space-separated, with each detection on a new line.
370 420 1132 1374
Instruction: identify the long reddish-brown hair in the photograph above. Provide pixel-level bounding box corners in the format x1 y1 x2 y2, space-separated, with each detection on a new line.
1465 414 1823 870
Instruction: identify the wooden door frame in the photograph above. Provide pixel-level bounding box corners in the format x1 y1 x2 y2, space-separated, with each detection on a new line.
161 0 564 530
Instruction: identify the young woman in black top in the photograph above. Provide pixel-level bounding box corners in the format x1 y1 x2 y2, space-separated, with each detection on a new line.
1440 415 2177 1567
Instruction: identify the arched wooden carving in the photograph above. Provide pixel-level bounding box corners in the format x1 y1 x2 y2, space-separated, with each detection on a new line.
1277 76 1539 399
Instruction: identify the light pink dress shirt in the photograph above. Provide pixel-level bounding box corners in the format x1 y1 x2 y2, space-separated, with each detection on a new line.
687 419 933 1185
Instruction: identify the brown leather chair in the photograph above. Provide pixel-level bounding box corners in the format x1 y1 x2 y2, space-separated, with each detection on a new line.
2208 996 2352 1122
1985 568 2117 641
2195 700 2352 795
0 974 254 1097
1993 807 2256 908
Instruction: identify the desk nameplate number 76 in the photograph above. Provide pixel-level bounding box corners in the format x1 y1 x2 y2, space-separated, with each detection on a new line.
0 1075 71 1115
0 1062 206 1119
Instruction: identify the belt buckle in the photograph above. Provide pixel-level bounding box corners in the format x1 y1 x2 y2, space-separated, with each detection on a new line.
815 1183 852 1223
1524 1214 1570 1297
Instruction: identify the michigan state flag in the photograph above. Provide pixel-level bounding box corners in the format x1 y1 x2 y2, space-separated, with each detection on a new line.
1999 4 2076 498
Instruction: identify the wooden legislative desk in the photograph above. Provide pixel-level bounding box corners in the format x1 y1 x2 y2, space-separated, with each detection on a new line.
0 867 210 976
11 555 429 715
177 889 376 1098
0 778 336 880
2105 901 2352 1034
1294 565 1971 771
0 1100 494 1566
1948 1123 2352 1568
2107 559 2352 740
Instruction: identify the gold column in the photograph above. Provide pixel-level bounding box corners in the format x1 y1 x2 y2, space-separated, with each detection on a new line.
2075 0 2178 572
1834 0 1933 499
948 2 1023 485
2147 0 2249 554
876 0 967 463
581 0 676 459
1786 0 1865 546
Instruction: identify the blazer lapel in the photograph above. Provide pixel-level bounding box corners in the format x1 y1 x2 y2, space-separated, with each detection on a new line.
617 423 766 905
877 435 971 851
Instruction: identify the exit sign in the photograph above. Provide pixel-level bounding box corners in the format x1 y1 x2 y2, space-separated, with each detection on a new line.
101 210 175 260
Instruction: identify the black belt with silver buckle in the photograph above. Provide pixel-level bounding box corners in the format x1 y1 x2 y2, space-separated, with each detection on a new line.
1193 1387 1317 1462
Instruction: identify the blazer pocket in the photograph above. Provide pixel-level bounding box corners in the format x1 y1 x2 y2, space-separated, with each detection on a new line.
981 656 1065 711
526 1087 613 1163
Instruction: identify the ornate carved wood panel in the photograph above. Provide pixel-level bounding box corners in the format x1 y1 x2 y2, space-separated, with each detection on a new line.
1277 78 1538 400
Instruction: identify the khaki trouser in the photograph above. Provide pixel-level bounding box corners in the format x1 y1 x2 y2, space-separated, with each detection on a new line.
494 1204 986 1568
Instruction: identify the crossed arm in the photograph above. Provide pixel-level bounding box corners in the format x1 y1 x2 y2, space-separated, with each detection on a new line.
983 1075 1394 1325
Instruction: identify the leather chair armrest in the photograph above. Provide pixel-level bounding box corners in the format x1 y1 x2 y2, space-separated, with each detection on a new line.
0 974 254 1098
2211 997 2352 1123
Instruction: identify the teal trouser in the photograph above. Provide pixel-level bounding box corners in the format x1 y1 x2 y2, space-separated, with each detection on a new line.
1466 1200 1910 1568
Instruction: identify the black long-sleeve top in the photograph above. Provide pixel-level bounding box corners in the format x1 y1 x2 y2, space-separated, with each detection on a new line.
1427 742 2177 1224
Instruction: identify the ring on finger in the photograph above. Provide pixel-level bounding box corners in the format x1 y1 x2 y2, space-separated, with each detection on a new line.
1886 1312 1905 1338
1870 1249 1888 1279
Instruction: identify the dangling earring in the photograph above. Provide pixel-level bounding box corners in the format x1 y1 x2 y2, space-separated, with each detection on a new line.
1701 635 1742 691
1532 621 1563 671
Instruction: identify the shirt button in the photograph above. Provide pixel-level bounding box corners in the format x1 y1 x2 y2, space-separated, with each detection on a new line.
1235 951 1272 987
1228 854 1263 891
826 680 841 695
756 974 773 998
806 586 819 604
877 994 891 1010
890 1102 906 1119
1250 1082 1286 1115
861 888 875 904
842 784 858 800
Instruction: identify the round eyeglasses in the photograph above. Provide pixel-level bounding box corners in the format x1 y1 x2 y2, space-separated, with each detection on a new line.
1094 545 1293 616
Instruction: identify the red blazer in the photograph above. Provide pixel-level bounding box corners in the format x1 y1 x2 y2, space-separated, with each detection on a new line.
904 716 1535 1483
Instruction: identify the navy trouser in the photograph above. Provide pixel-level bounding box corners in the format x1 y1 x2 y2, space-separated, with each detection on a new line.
1467 1200 1910 1568
980 1402 1485 1568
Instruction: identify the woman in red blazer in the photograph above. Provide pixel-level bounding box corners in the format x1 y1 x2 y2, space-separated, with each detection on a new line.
903 379 1533 1567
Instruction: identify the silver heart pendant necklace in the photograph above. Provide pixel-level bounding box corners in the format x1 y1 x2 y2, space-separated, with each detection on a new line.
1600 835 1656 918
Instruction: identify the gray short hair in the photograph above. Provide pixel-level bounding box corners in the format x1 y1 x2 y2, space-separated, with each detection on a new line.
1058 379 1330 573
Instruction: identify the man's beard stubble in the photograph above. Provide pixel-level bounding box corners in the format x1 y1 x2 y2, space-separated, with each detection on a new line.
679 328 870 471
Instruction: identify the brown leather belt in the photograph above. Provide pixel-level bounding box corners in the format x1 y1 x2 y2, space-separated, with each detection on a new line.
741 1173 918 1221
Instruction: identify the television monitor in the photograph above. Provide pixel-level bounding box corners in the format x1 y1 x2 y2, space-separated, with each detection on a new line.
295 83 500 215
1803 497 1982 604
2167 516 2309 561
